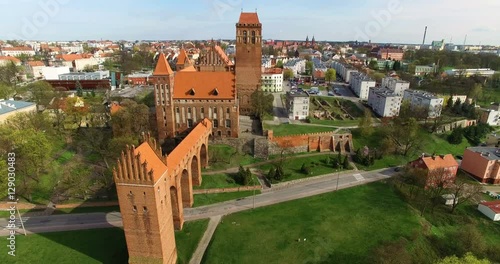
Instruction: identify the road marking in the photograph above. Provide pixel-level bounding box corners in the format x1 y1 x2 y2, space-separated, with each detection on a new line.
353 174 365 181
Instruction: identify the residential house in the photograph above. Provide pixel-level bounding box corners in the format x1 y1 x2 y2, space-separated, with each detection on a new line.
27 61 46 79
261 68 283 92
461 147 500 184
409 154 459 187
0 46 35 57
287 91 309 120
0 56 21 66
381 77 410 96
350 72 375 100
403 90 444 118
377 48 404 60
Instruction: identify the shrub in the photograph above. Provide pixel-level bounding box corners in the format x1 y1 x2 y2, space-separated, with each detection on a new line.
300 163 311 175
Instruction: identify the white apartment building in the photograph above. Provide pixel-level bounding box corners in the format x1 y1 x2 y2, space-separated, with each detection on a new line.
0 46 36 57
350 72 375 100
287 91 310 120
261 68 283 92
331 61 358 84
283 58 306 76
61 45 84 54
403 90 444 118
368 87 402 117
261 57 272 68
480 109 500 126
41 66 71 80
59 71 110 81
381 77 410 96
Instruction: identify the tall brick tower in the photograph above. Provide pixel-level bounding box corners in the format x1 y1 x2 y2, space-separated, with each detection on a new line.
113 137 178 264
235 12 262 115
153 53 175 142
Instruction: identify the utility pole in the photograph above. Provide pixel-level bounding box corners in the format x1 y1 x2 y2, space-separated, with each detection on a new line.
336 162 340 191
16 199 27 236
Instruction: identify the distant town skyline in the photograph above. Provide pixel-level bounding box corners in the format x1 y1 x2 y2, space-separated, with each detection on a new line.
0 0 499 45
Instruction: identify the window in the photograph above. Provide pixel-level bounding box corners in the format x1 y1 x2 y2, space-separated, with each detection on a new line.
176 107 179 113
187 107 191 114
226 107 230 114
200 107 204 113
252 31 256 44
213 119 218 128
187 119 193 128
243 31 247 44
143 206 148 213
133 205 137 213
225 119 231 128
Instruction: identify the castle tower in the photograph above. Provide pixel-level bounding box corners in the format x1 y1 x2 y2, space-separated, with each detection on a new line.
235 12 262 115
306 35 309 46
312 35 315 46
113 138 178 264
153 53 175 142
176 48 191 71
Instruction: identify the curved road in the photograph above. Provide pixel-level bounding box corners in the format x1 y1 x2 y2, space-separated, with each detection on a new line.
0 169 394 236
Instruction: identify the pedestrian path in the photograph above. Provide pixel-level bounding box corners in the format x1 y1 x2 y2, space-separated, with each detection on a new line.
189 215 222 264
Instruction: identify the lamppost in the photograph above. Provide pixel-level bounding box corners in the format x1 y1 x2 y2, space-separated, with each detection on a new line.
336 162 341 191
251 171 256 209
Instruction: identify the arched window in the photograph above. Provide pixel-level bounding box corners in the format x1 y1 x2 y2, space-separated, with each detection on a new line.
243 30 247 44
252 31 256 44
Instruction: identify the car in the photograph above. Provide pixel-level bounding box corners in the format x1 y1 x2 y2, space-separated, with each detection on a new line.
328 91 334 96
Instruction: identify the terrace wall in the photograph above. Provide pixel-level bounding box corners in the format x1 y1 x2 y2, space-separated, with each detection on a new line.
267 130 354 155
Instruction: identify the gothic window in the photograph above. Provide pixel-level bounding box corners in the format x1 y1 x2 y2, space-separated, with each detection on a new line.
187 119 193 128
252 31 256 44
243 30 247 44
201 107 204 113
213 119 218 128
187 107 191 114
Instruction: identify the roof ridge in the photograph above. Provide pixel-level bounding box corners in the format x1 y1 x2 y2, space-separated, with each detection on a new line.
153 52 173 75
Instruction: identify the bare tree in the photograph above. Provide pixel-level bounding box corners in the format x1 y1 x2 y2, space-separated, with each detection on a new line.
449 179 483 214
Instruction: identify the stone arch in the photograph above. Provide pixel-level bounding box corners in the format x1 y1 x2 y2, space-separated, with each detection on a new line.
191 155 201 186
180 169 193 208
200 144 208 168
170 186 182 230
344 140 351 153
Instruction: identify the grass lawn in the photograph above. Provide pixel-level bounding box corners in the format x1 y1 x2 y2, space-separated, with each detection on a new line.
55 150 76 164
194 173 260 190
263 123 335 136
0 206 120 218
202 182 421 264
258 154 339 182
0 220 209 264
309 118 359 127
204 144 262 172
176 219 210 264
356 154 412 171
193 191 262 207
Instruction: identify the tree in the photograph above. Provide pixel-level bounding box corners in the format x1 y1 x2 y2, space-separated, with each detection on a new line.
436 252 490 264
275 60 283 69
369 60 379 70
284 69 294 80
342 155 350 170
387 118 420 156
448 179 483 214
250 90 274 119
325 68 336 84
110 99 150 138
392 61 401 71
447 127 463 145
358 108 374 136
26 81 55 106
75 80 83 97
0 83 14 99
305 61 313 75
446 97 454 110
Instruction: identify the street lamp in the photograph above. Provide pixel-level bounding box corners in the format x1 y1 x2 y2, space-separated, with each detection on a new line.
336 162 341 191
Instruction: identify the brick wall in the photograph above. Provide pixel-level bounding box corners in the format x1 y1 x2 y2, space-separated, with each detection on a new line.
267 130 354 155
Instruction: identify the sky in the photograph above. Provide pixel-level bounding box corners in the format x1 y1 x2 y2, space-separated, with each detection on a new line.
0 0 499 45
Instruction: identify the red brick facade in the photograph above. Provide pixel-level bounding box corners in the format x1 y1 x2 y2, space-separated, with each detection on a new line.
236 12 262 115
268 131 354 153
114 120 211 264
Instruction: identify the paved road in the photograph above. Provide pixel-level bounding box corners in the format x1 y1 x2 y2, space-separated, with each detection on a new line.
0 169 393 236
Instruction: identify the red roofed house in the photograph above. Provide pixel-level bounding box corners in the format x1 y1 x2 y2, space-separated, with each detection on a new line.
0 46 35 57
478 201 500 221
27 61 46 79
0 56 21 66
409 154 459 187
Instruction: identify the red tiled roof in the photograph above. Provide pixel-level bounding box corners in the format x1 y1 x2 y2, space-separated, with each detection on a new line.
176 49 189 65
167 119 212 171
153 53 173 75
238 12 260 24
263 68 283 74
60 54 83 61
1 46 33 51
28 61 45 67
135 143 168 182
173 71 235 100
419 154 458 170
0 56 21 63
214 45 233 66
180 65 196 72
480 200 500 214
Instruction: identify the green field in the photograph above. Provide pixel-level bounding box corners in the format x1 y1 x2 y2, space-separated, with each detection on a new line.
204 144 262 172
263 123 335 136
309 118 359 127
194 173 260 190
193 191 262 207
202 182 421 264
0 220 209 264
258 154 343 182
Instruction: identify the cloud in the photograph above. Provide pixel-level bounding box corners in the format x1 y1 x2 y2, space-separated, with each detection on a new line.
471 27 496 33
